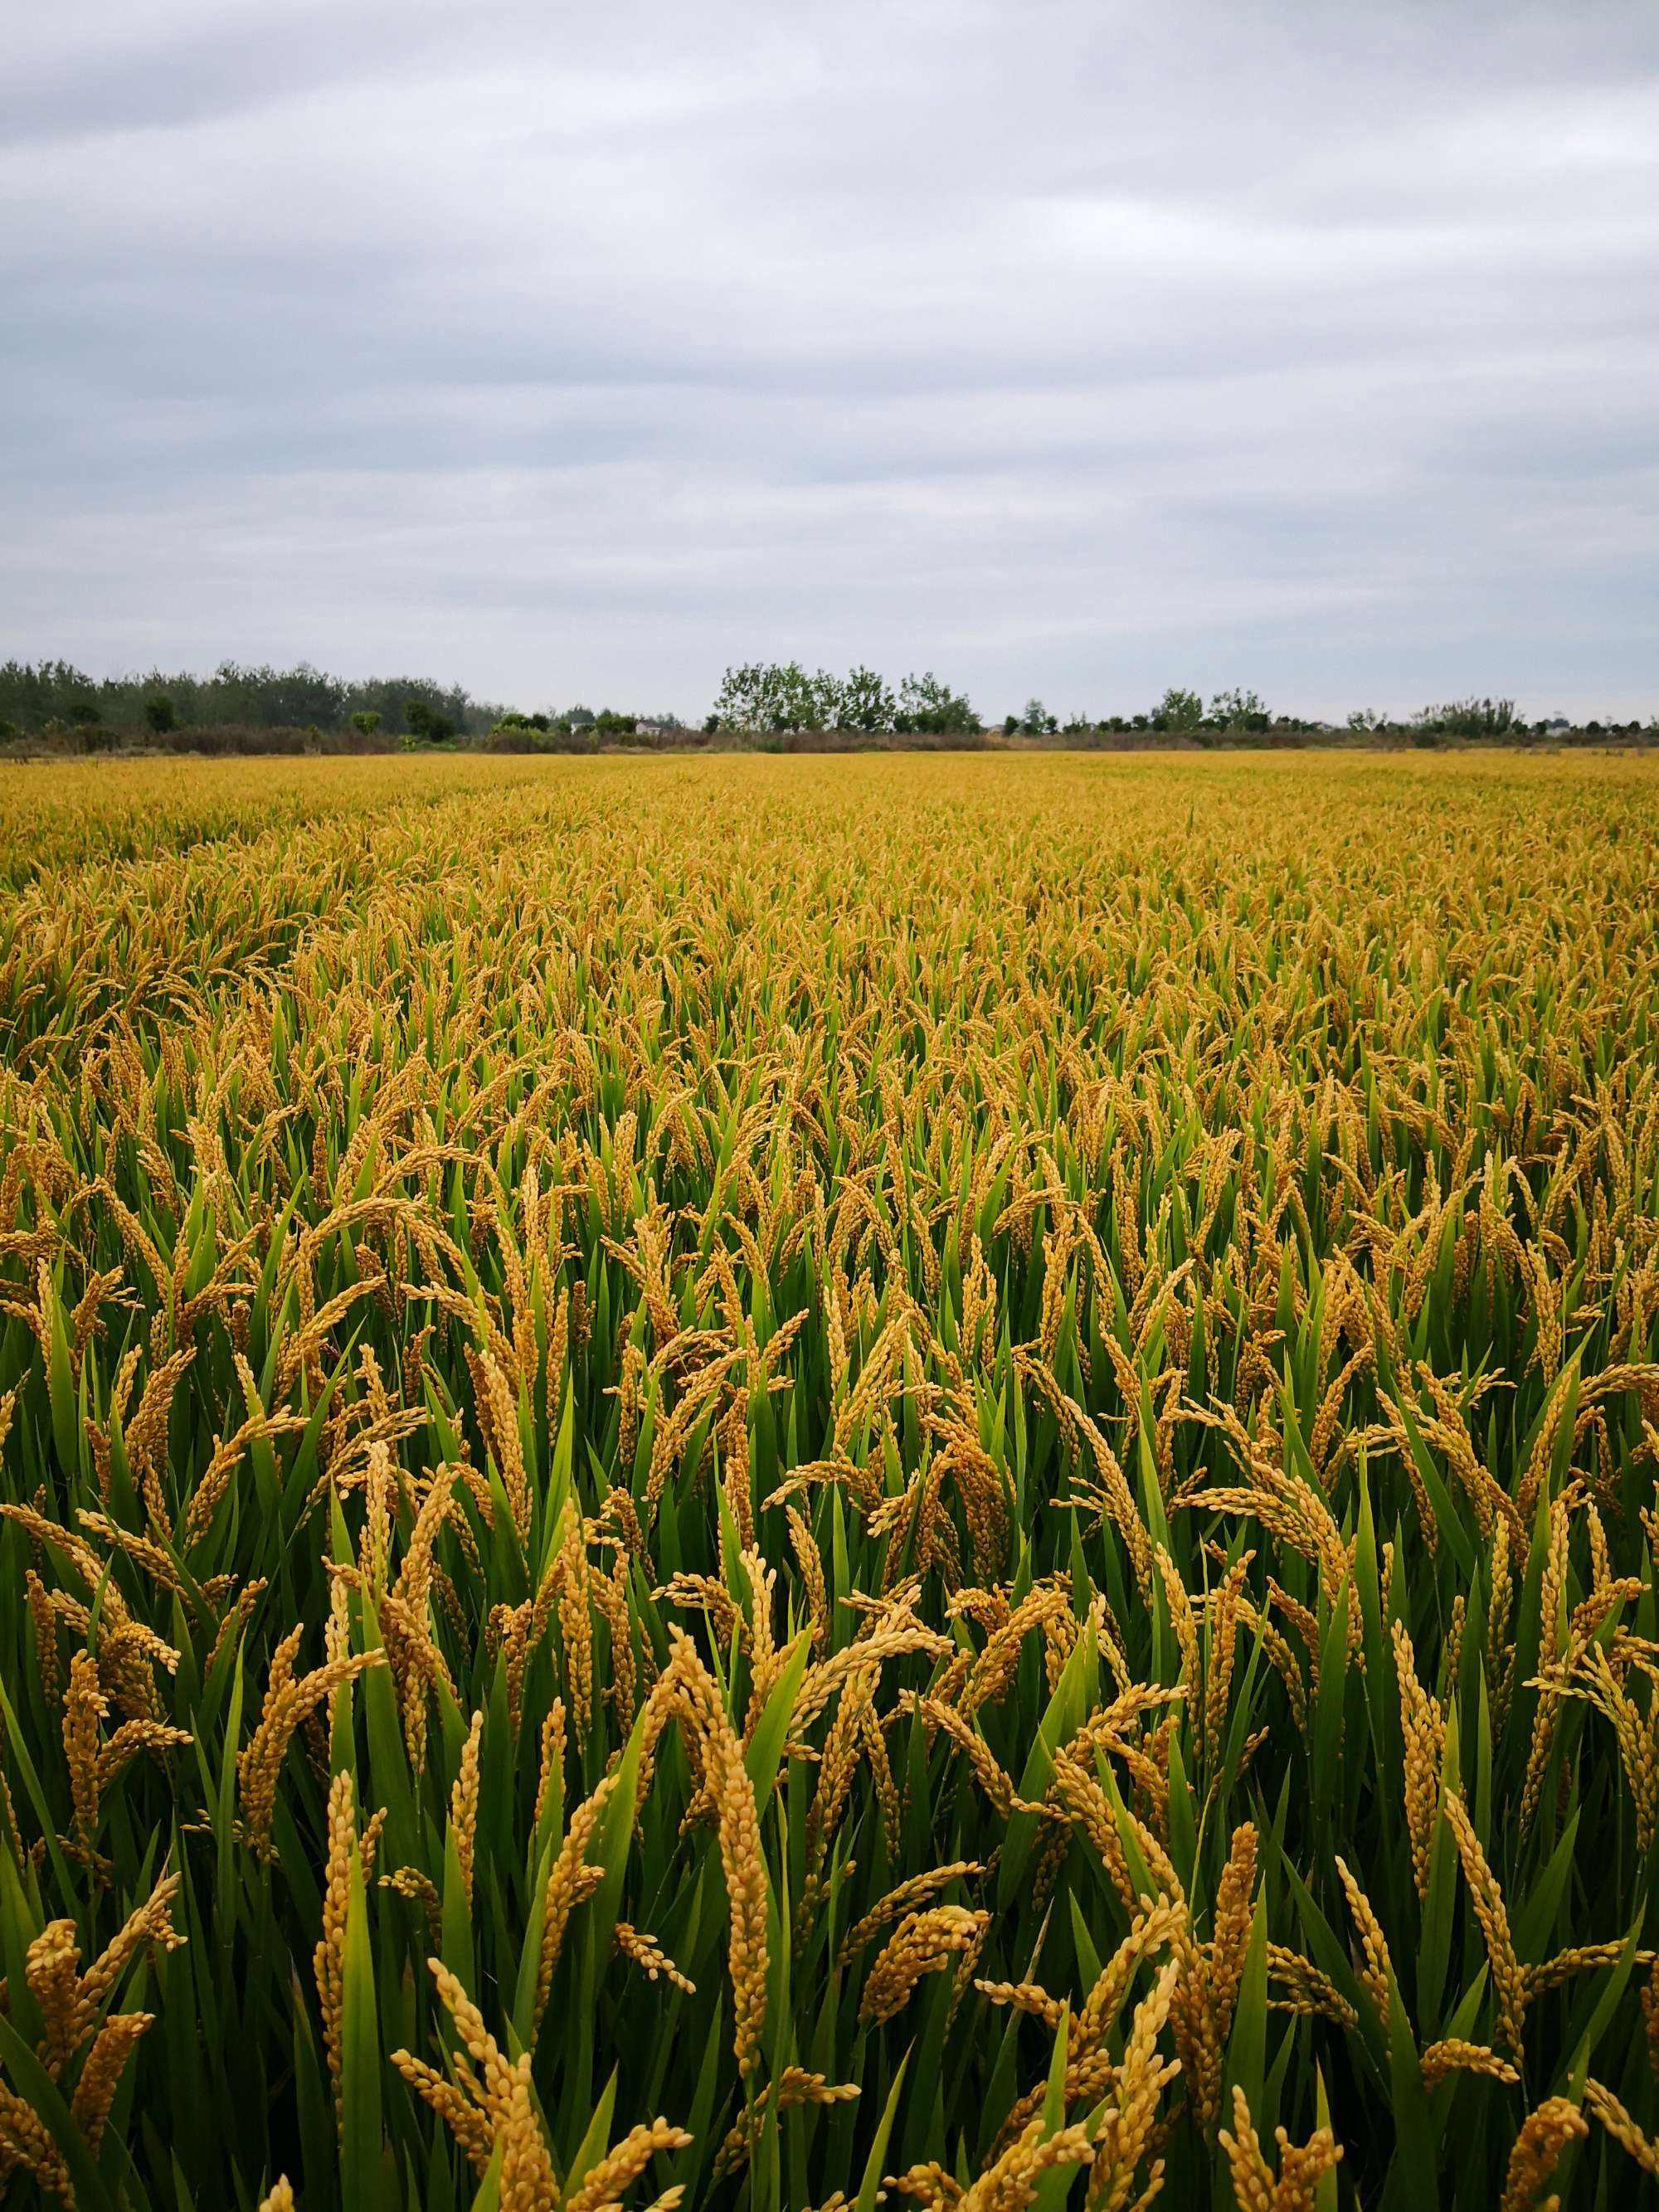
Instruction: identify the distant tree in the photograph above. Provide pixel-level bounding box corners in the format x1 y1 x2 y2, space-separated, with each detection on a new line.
713 662 838 734
221 660 345 728
144 694 177 734
1003 712 1019 736
712 666 766 732
1345 707 1387 732
836 665 897 732
402 698 457 746
896 672 978 735
1209 688 1271 732
350 710 382 737
1421 696 1520 740
68 701 101 727
1151 687 1203 733
1020 698 1057 736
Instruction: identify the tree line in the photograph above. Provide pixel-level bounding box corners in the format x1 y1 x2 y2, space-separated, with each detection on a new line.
0 660 501 743
1 657 1650 753
708 664 980 735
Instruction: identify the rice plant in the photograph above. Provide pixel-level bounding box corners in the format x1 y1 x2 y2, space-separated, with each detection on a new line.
0 750 1657 2208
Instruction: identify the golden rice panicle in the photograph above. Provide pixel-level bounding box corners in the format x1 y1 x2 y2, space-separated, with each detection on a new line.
26 1569 61 1707
63 1646 109 1866
888 2161 965 2209
859 1905 990 2026
497 2062 560 2212
566 2117 693 2212
973 1978 1066 2027
665 1631 771 2074
449 1706 484 1910
712 2069 860 2180
533 1770 616 2036
707 1707 771 2074
237 1633 385 1861
78 1870 186 2020
1499 2095 1588 2212
1087 1955 1182 2212
401 1954 535 2176
69 2010 153 2152
533 1695 568 1835
1334 1854 1394 2030
615 1920 696 1995
1219 2086 1342 2212
1583 2078 1659 2180
1419 2039 1519 2090
840 1861 985 1966
1443 1789 1528 2059
27 1918 85 2076
959 2117 1094 2212
0 2081 75 2206
1208 1819 1259 2036
1392 1618 1444 1900
314 1767 354 2122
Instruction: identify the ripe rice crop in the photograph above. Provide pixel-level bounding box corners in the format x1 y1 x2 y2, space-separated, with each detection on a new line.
1 748 1657 2209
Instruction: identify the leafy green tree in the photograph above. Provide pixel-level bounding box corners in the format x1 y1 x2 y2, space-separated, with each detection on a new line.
896 673 978 735
836 665 897 731
1209 688 1271 732
1420 696 1520 739
1151 687 1203 732
144 694 177 734
350 711 382 737
713 662 837 734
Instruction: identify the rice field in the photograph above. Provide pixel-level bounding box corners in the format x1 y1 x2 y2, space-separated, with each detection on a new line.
2 749 1657 2211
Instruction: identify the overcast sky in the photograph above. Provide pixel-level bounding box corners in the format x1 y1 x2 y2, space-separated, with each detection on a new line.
4 2 1657 722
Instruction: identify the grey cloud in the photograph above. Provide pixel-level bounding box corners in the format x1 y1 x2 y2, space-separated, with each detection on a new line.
2 0 1656 720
